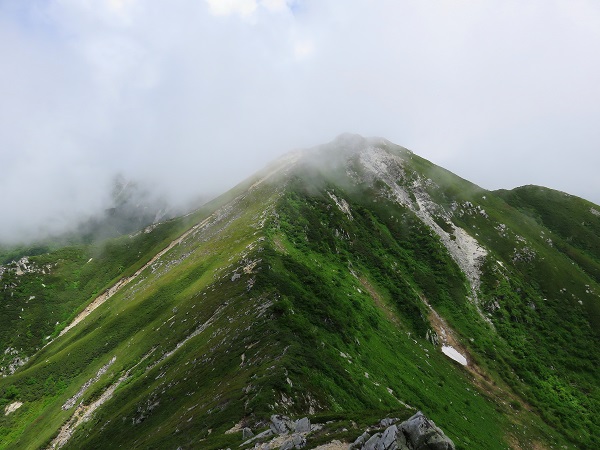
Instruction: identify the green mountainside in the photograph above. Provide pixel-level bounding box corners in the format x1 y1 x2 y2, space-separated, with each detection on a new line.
0 135 598 449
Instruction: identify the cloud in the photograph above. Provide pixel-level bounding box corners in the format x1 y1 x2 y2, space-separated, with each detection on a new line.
205 0 258 17
205 0 292 17
1 0 600 243
261 0 289 13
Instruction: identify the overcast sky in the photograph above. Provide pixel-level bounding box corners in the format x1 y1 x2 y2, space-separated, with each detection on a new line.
1 0 600 243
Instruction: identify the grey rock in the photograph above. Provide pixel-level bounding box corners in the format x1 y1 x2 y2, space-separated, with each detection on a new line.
270 414 294 435
242 427 254 439
350 431 371 449
396 428 409 450
363 433 382 450
294 417 311 433
355 425 398 450
399 412 455 450
310 423 323 432
377 425 398 450
240 428 274 446
351 413 453 450
379 418 397 427
256 429 275 439
280 433 306 450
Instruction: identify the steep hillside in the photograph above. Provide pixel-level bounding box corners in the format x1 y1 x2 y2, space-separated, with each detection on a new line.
0 135 598 449
497 185 600 328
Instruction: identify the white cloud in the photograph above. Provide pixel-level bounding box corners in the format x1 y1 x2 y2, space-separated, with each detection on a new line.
106 0 136 18
1 0 600 243
260 0 289 13
293 38 314 60
205 0 258 17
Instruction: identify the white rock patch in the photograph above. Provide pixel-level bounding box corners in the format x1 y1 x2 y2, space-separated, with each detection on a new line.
328 192 353 219
359 147 488 302
62 356 117 410
4 401 23 416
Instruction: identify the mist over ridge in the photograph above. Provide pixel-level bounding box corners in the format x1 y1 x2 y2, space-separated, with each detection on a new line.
3 131 600 247
2 1 600 243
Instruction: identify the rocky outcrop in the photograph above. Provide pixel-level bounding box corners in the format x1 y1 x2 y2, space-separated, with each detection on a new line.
4 401 23 416
294 417 311 433
270 414 295 435
241 414 316 449
350 412 455 450
237 412 453 450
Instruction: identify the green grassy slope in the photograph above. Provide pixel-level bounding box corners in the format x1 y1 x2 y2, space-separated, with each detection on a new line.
0 220 186 376
497 185 600 330
0 175 282 449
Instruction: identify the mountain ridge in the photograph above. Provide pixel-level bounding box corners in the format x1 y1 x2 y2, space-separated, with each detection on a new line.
0 135 598 449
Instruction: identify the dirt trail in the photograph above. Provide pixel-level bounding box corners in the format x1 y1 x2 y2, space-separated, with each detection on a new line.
55 154 297 340
56 214 215 340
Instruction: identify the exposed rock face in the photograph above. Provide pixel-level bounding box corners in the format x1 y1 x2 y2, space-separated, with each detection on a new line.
239 412 453 450
270 414 295 434
1 347 29 377
350 412 455 450
242 415 313 448
4 401 23 416
294 417 311 433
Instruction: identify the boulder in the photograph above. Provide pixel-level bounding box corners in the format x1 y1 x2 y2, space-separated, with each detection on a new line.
294 417 311 433
399 411 455 450
378 424 398 450
379 418 398 427
363 433 382 450
351 412 454 450
270 414 294 435
348 431 371 450
350 431 371 449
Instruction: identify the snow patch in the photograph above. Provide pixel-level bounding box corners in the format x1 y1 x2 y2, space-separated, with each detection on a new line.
442 346 467 366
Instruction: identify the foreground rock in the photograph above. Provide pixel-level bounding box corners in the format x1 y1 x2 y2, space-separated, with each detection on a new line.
350 412 455 450
241 414 316 449
238 411 453 450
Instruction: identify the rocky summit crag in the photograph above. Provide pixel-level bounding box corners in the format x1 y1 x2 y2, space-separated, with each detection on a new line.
0 134 598 449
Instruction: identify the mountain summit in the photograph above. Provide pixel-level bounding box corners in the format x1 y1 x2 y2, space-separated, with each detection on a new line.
1 135 598 449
